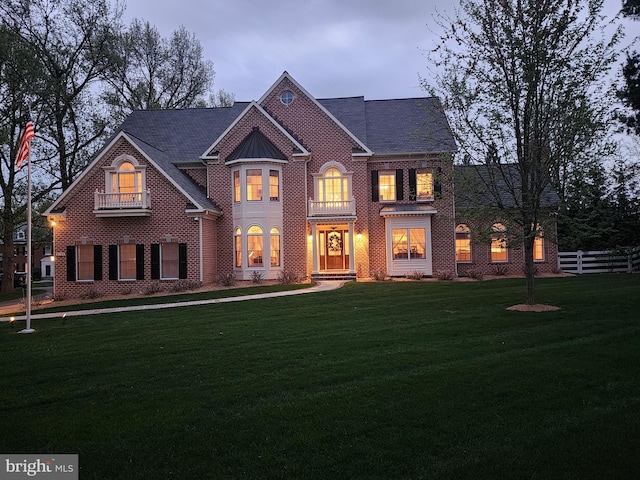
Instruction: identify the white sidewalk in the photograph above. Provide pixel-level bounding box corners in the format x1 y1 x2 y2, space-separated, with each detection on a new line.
1 281 345 323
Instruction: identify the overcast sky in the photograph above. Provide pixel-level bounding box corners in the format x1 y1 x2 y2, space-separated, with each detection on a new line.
123 0 630 102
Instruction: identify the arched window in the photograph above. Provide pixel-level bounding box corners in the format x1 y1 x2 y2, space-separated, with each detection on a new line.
533 225 544 261
455 224 471 262
270 227 280 267
247 226 264 267
105 157 146 207
491 223 508 262
112 162 142 196
234 228 242 268
319 167 348 202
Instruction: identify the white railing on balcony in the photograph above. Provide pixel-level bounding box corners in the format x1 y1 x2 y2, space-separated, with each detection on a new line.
95 190 151 210
308 198 356 216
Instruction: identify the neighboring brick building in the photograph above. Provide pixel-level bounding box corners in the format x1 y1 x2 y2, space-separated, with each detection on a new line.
44 72 558 299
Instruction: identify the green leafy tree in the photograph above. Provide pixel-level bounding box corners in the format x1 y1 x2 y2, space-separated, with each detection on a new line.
619 0 640 134
426 0 621 304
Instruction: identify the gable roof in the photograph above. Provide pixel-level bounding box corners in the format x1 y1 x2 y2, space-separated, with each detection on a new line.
259 72 373 156
44 131 222 216
201 101 309 160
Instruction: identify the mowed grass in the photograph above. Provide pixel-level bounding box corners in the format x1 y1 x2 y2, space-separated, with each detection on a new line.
1 274 639 479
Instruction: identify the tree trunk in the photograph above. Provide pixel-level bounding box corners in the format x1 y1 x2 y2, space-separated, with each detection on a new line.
523 234 536 305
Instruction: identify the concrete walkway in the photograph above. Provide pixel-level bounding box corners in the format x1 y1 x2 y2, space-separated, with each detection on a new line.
0 281 345 323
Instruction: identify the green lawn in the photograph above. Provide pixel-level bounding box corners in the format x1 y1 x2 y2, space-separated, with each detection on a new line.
1 275 639 479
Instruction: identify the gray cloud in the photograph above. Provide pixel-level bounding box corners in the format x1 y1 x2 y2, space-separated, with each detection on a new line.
123 0 625 101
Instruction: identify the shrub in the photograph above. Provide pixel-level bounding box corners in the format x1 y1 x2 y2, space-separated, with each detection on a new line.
217 273 236 287
167 279 202 293
493 264 508 276
250 271 264 284
120 286 133 296
143 282 164 295
277 269 300 285
434 269 454 281
81 286 103 299
468 269 484 280
370 268 387 281
406 270 424 281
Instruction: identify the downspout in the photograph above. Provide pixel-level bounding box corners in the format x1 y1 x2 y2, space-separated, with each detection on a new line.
198 217 203 282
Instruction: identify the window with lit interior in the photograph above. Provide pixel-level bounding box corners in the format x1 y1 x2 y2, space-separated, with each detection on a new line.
247 226 263 266
455 224 471 262
270 227 280 267
379 171 396 202
392 228 426 260
490 223 508 262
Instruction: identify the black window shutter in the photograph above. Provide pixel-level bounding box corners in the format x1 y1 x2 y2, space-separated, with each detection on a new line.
434 167 443 198
136 244 145 280
93 245 102 281
179 243 188 279
151 244 160 279
66 246 76 282
371 170 379 202
408 169 417 201
396 169 404 201
109 245 118 280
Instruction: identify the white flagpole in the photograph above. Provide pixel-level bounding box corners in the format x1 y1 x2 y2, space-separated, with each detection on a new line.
19 137 35 334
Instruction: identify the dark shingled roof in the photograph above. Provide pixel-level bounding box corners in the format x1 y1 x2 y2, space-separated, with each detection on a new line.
119 96 456 163
454 164 560 209
120 103 250 163
125 135 220 213
227 127 287 162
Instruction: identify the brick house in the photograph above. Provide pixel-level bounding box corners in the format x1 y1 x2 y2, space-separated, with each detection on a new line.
44 72 558 299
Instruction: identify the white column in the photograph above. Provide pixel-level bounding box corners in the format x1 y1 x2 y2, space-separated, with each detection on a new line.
349 221 356 274
311 222 318 274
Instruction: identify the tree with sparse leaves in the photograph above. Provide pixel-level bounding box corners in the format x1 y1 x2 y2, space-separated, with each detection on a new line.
426 0 621 304
102 19 215 122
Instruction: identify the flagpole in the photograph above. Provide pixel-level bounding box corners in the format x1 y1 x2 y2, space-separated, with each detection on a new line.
19 136 35 334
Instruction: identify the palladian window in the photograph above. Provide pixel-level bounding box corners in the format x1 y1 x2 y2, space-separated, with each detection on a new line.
112 161 142 202
319 167 348 201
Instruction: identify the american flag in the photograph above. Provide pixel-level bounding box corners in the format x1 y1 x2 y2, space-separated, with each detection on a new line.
15 121 35 170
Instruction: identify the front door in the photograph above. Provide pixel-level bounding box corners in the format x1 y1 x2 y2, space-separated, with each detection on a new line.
320 229 349 270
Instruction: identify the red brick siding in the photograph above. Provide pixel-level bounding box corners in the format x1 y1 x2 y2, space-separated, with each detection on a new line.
454 217 559 277
53 138 206 299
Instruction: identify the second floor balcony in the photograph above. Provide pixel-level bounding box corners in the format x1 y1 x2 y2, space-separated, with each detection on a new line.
94 190 152 217
308 198 356 217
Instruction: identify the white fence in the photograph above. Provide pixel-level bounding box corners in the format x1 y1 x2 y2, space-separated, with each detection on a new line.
558 247 640 274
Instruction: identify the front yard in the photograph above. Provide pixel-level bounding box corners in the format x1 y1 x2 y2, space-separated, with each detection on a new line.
1 274 638 479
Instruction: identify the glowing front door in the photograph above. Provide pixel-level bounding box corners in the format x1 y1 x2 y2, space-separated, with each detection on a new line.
321 229 349 270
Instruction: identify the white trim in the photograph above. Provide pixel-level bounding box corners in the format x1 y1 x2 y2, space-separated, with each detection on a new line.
385 217 433 277
258 72 373 156
225 157 288 167
200 101 309 160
